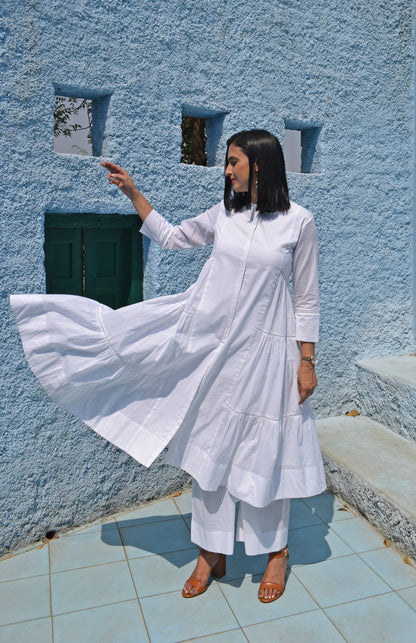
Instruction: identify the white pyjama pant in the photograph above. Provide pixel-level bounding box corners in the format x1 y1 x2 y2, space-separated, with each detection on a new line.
191 480 290 556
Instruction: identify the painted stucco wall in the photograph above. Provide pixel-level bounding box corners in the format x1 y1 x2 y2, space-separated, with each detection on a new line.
1 0 414 553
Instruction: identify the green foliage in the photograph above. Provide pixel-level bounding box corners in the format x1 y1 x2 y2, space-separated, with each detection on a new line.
181 116 207 166
54 96 92 144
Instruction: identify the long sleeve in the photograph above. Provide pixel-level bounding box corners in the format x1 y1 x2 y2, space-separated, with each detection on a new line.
140 204 219 249
292 215 320 342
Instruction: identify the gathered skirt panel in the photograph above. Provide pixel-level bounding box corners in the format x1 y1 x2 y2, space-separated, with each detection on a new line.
165 323 326 506
10 293 217 466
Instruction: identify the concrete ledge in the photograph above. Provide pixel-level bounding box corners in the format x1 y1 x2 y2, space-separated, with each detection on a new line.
357 355 416 442
317 415 416 560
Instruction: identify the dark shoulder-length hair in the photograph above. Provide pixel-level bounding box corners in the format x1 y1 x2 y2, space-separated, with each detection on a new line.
224 129 290 215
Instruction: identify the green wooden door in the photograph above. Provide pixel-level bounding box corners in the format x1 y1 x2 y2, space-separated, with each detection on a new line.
84 228 131 309
44 214 143 309
44 227 83 296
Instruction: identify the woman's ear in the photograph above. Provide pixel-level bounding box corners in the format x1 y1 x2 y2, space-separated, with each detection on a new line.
254 162 259 172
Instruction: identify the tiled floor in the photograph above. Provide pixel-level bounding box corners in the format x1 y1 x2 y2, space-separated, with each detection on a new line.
1 490 416 642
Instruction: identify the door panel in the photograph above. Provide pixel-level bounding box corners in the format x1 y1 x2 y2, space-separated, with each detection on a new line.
44 227 83 295
84 228 131 308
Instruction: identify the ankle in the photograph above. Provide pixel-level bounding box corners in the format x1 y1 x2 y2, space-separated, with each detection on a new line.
268 545 289 561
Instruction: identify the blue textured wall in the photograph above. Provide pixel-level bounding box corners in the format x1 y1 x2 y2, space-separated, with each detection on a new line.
1 0 415 553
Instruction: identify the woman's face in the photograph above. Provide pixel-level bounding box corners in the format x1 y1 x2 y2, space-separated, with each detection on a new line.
225 143 250 193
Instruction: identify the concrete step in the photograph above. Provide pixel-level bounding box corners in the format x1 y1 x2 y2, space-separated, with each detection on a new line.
316 415 416 560
356 354 416 442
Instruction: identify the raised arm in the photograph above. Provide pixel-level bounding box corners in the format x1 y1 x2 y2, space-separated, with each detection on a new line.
101 161 218 249
101 161 153 222
140 207 217 250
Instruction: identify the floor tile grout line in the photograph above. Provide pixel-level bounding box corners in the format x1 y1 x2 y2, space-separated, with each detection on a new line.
172 491 192 509
112 490 192 525
51 598 147 620
287 517 355 537
0 571 51 585
173 495 192 533
285 566 323 611
0 542 45 565
290 566 399 634
290 549 416 611
36 521 121 543
176 627 248 643
398 587 416 614
114 518 152 643
120 577 265 602
291 513 352 643
46 512 186 543
64 516 184 536
214 579 250 641
240 607 322 632
302 503 357 525
0 615 55 630
288 550 377 568
47 544 199 578
74 492 191 530
49 556 134 577
325 521 387 556
319 606 349 642
321 588 401 613
116 514 186 531
124 544 198 562
134 570 272 600
213 568 322 635
51 596 142 622
288 520 326 531
355 548 416 593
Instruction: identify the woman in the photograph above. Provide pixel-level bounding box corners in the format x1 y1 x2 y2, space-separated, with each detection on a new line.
11 129 325 603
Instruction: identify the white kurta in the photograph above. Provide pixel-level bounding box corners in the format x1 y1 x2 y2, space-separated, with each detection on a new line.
10 200 326 507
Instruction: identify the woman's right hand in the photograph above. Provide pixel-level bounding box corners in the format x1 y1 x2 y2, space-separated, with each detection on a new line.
100 161 139 200
101 161 153 222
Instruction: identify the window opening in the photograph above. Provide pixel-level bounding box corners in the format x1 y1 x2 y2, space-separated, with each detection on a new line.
53 86 111 157
283 120 321 173
283 129 301 173
54 96 93 156
44 214 143 309
181 116 207 166
180 106 228 167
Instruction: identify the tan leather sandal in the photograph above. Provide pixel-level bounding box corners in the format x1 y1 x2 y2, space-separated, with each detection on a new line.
258 545 289 604
182 551 226 598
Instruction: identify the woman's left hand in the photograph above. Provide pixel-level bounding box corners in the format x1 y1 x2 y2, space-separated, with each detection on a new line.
297 361 317 404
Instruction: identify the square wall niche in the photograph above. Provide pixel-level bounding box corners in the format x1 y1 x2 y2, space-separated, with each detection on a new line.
181 105 228 167
283 119 321 173
53 86 112 157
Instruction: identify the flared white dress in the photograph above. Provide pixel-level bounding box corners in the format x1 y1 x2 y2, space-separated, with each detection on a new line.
10 201 326 508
